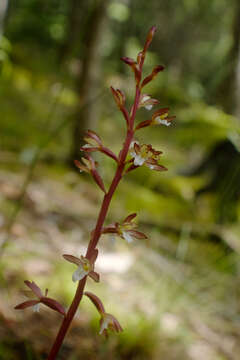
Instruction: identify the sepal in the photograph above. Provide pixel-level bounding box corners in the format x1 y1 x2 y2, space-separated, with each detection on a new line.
102 213 147 243
81 130 119 163
110 87 130 127
24 280 43 298
15 281 65 316
152 108 176 126
15 300 39 310
141 65 164 88
75 155 106 193
121 57 141 85
84 291 105 314
63 252 99 283
41 297 66 316
143 26 157 53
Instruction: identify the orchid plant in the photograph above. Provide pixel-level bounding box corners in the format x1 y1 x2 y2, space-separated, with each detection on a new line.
15 26 175 359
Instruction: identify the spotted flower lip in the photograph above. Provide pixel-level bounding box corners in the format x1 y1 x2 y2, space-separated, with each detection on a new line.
129 142 167 172
102 213 147 243
15 281 66 316
135 107 175 131
152 108 176 126
63 249 99 283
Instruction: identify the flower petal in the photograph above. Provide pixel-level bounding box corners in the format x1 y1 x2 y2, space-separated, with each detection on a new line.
101 147 119 163
33 303 40 312
122 231 133 243
143 26 157 53
145 104 153 110
133 155 145 166
15 300 39 310
92 169 106 193
89 271 100 283
128 230 148 239
72 266 88 282
84 291 105 314
74 159 89 173
24 281 43 298
99 313 123 335
63 254 82 266
99 316 108 335
85 130 102 145
41 297 66 316
123 213 137 224
141 65 164 88
155 118 171 126
135 120 152 130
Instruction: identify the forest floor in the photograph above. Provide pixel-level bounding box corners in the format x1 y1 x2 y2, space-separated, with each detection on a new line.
0 163 240 360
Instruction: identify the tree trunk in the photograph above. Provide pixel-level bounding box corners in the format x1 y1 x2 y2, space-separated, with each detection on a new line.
216 0 240 114
71 0 109 161
234 2 240 119
186 1 240 224
58 0 87 64
0 0 8 36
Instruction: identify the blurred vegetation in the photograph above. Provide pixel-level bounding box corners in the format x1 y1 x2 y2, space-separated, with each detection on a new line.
0 0 240 359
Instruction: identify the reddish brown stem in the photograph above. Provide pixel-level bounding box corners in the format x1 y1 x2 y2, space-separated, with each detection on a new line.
47 86 141 360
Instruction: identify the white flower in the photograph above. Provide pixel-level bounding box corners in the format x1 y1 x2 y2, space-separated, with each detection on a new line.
82 144 93 149
130 141 146 166
33 303 40 312
72 265 89 282
122 231 133 243
145 104 153 110
63 253 99 283
142 95 150 102
133 154 145 166
99 317 109 334
130 140 139 150
99 313 123 335
155 117 171 126
141 95 153 110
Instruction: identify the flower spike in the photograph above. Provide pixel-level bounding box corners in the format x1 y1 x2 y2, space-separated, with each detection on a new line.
42 26 174 358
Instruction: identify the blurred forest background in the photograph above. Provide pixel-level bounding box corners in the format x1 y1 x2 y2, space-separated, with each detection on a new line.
1 0 240 359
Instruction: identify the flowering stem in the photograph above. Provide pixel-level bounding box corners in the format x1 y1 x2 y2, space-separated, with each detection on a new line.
47 86 140 360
